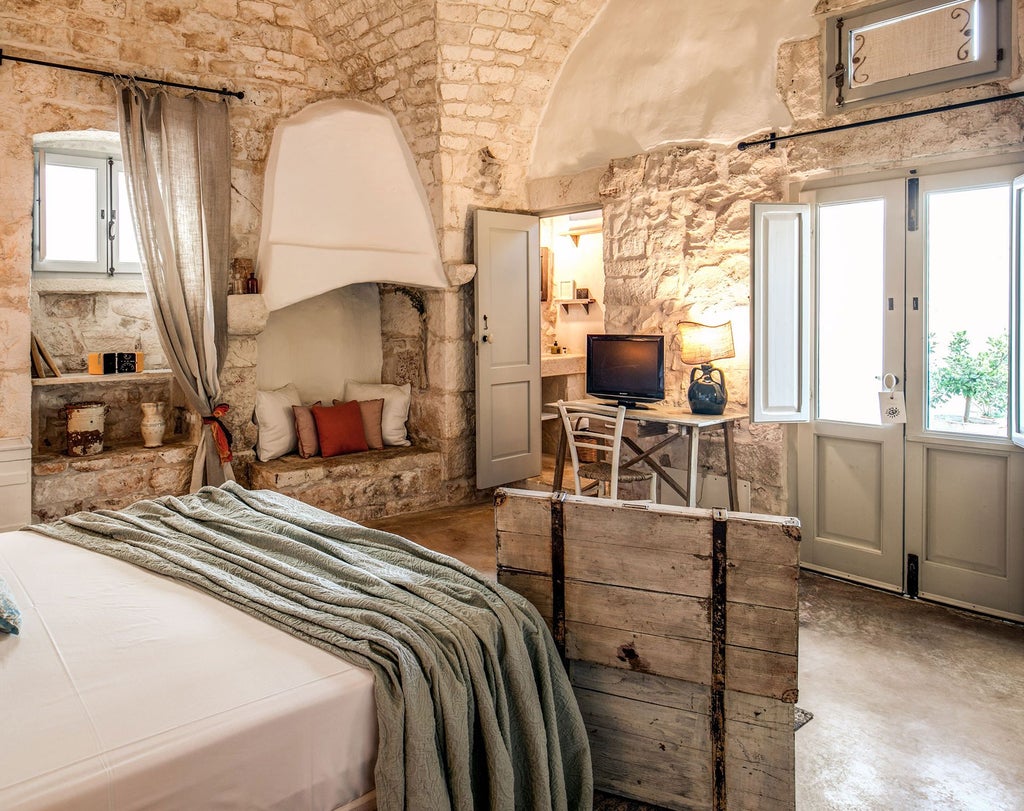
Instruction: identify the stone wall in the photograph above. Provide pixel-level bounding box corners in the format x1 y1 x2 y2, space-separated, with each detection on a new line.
1 1 613 518
6 1 1023 523
0 0 351 448
532 24 1024 514
31 283 168 375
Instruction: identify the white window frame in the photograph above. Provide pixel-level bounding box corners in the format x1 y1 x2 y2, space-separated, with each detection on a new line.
1011 173 1024 447
823 0 1013 114
33 148 141 276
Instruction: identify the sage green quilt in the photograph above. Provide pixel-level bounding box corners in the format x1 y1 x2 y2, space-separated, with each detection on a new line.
30 482 592 811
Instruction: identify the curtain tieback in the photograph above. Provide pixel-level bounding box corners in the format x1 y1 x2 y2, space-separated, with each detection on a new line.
202 404 234 463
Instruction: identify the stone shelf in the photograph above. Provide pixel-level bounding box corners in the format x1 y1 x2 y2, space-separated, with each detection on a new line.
555 298 596 314
32 370 173 387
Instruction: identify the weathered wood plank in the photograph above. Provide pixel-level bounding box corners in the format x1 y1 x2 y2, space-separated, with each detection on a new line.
585 723 713 811
500 572 798 660
497 571 553 618
561 500 713 557
574 687 712 750
567 623 711 686
728 602 798 656
494 491 799 811
724 517 800 566
570 660 710 714
728 559 799 611
495 530 552 573
725 692 795 809
493 489 551 535
570 621 795 702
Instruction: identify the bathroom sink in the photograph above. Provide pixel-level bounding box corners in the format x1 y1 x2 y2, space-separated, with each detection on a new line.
541 352 585 377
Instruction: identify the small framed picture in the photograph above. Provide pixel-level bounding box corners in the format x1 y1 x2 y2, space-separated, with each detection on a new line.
557 280 575 299
575 287 589 299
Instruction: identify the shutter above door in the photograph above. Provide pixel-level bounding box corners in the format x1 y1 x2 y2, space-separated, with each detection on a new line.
750 203 811 423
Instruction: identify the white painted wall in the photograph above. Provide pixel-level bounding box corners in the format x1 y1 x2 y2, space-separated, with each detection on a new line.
256 284 384 405
541 212 606 354
257 99 446 312
530 0 819 179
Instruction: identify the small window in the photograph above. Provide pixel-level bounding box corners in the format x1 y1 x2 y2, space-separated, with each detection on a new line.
34 149 141 275
824 0 1012 113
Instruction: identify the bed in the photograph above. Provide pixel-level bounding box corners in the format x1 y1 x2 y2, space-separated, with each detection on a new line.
0 483 591 811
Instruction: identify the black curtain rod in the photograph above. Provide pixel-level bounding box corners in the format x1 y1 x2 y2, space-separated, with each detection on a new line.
737 89 1024 151
0 48 244 100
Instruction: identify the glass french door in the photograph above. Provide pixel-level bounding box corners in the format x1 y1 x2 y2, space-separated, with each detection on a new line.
797 179 907 590
798 163 1024 619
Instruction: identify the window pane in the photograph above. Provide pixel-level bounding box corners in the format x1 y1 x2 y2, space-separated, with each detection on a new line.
42 163 98 263
817 200 886 424
850 0 979 89
926 185 1009 437
116 170 140 266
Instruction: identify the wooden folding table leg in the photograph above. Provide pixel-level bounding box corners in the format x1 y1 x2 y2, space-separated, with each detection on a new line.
686 426 699 507
723 421 738 511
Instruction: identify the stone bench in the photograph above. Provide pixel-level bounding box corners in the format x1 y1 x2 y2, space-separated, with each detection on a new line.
33 441 197 523
243 444 445 523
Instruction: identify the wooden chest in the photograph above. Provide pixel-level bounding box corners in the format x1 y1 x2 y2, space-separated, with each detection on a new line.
494 488 800 811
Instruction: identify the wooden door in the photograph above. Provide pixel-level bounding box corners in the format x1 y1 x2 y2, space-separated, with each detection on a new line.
474 210 542 489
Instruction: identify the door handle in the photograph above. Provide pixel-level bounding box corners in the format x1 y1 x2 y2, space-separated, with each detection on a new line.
881 373 899 390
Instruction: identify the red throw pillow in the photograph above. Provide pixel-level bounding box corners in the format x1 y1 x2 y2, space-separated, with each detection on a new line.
334 398 384 450
312 401 369 457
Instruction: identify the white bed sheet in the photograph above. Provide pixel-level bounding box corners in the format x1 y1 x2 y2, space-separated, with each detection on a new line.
0 528 378 811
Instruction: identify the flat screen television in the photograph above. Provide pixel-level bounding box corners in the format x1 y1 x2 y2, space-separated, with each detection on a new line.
586 334 665 407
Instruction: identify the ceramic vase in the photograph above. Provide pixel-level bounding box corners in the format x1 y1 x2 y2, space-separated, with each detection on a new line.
140 402 167 448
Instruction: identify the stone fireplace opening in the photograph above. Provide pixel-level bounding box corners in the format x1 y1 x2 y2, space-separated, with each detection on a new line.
256 284 384 405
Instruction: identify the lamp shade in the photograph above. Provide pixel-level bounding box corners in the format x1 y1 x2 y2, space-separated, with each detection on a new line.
678 321 735 365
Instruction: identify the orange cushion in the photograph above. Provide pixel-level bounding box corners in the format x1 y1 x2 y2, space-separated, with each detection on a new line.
336 398 384 450
292 402 322 458
312 401 369 457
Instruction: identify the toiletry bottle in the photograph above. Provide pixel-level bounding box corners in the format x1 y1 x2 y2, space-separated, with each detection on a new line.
551 340 560 355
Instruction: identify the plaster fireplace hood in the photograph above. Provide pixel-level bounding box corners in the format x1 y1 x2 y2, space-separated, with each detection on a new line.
257 99 448 312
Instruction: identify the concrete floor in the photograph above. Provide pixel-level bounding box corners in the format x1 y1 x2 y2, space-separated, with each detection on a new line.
368 500 1024 811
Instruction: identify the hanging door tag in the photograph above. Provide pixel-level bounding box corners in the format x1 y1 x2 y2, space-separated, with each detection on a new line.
878 389 906 424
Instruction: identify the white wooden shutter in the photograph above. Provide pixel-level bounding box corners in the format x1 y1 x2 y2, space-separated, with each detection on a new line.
750 203 811 423
1011 174 1024 448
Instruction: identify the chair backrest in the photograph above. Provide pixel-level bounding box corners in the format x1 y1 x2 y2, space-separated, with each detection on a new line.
556 400 627 498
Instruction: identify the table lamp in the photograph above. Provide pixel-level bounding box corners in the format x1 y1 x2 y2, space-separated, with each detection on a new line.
679 321 735 415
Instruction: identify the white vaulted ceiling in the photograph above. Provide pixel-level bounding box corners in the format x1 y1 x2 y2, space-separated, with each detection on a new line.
529 0 819 179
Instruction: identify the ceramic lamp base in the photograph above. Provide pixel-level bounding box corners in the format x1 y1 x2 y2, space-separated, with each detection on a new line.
687 365 727 415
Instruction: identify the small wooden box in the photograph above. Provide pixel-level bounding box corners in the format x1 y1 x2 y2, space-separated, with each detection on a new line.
495 489 800 811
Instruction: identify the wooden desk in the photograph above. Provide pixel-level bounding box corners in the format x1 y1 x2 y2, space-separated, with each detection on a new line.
548 400 746 509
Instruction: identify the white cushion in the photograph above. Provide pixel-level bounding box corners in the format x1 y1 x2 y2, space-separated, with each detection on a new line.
344 381 411 447
254 384 302 461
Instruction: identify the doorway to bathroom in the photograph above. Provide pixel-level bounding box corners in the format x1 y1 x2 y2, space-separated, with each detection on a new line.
539 209 605 456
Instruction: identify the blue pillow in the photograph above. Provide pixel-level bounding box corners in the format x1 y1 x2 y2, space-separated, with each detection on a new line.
0 574 21 635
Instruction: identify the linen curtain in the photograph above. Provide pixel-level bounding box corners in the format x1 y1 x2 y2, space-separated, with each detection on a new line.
116 81 234 489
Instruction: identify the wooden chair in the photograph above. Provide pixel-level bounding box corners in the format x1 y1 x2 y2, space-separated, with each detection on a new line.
556 400 657 501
